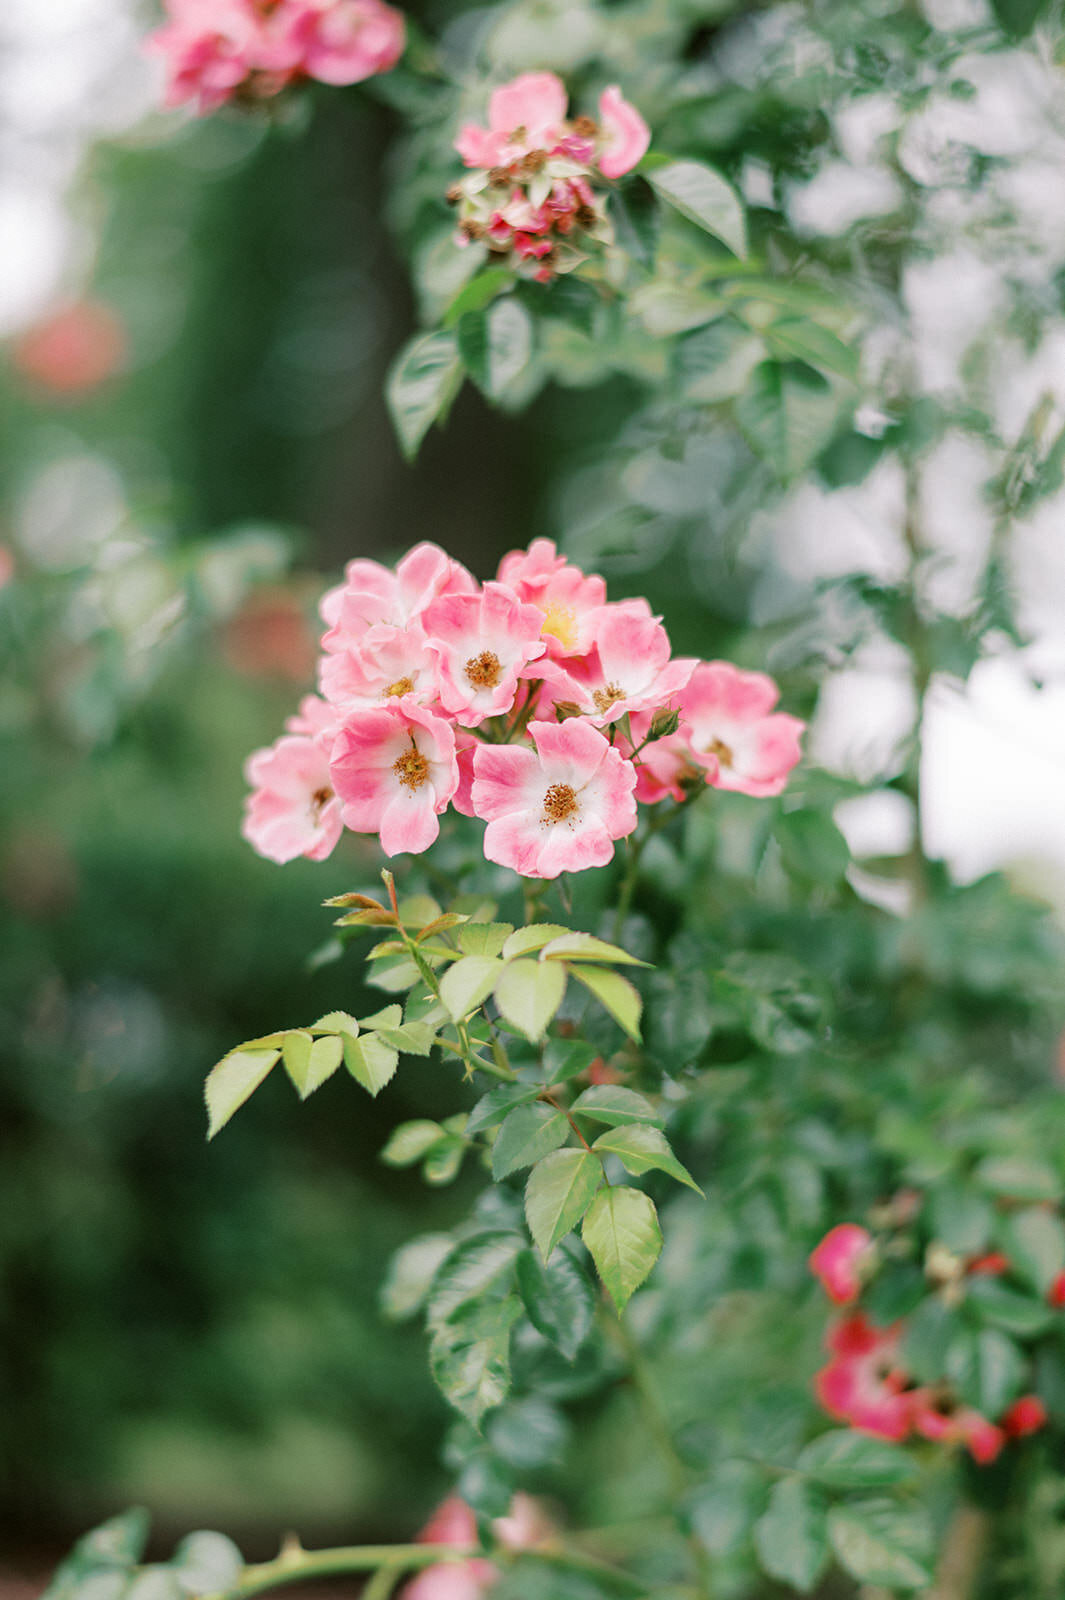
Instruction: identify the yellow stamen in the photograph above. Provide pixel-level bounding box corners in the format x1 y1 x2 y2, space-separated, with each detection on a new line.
542 783 579 825
393 747 429 791
465 650 502 690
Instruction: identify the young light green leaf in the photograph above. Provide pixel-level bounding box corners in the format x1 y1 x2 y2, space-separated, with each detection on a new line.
827 1500 933 1590
380 1120 447 1168
310 1011 359 1036
373 1019 438 1057
591 1124 702 1194
501 924 571 959
796 1430 917 1489
205 1047 279 1139
582 1186 663 1312
569 964 642 1039
440 954 506 1021
646 159 747 257
424 1137 466 1185
343 1032 400 1096
493 958 566 1042
467 1083 542 1135
753 1478 829 1593
386 329 463 461
280 1030 313 1093
492 1103 570 1181
360 1004 403 1030
538 931 648 966
570 1085 663 1128
171 1532 243 1595
380 1233 455 1322
299 1033 343 1097
516 1246 595 1361
458 922 514 958
525 1149 603 1261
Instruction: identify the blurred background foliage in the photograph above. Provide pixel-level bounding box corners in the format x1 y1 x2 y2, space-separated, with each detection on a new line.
4 0 1065 1588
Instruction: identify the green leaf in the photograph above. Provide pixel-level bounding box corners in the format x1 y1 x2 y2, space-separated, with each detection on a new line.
797 1430 917 1489
735 360 840 481
610 176 659 265
458 298 535 400
310 1010 360 1035
467 1083 542 1135
430 1295 522 1425
280 1030 313 1093
974 1155 1062 1202
569 964 642 1039
525 1149 603 1261
440 955 506 1021
492 1103 570 1181
380 1120 447 1167
775 809 850 887
360 1004 403 1030
582 1186 662 1312
991 0 1048 37
386 330 463 461
494 958 566 1042
171 1532 243 1595
205 1047 279 1139
765 318 859 382
500 924 570 959
76 1509 151 1565
458 922 514 958
428 1232 524 1327
646 159 747 257
965 1277 1053 1337
928 1183 994 1255
753 1478 828 1593
127 1570 183 1600
947 1326 1025 1417
570 1085 663 1128
516 1246 595 1360
542 1038 600 1084
630 281 725 337
592 1124 702 1194
538 932 648 966
343 1032 399 1096
380 1233 455 1321
443 268 513 328
424 1137 467 1185
999 1207 1065 1294
373 1019 438 1057
827 1501 933 1591
901 1296 964 1384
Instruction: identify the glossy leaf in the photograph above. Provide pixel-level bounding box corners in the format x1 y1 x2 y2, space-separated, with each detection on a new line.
491 1103 570 1181
582 1186 662 1312
493 958 566 1042
569 964 643 1040
525 1149 602 1261
516 1246 596 1360
646 159 747 257
591 1124 702 1193
386 330 463 461
205 1047 279 1139
570 1085 663 1128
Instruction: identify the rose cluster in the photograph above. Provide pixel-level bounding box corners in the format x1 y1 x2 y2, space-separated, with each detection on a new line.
241 539 804 879
146 0 405 115
449 72 650 282
809 1224 1050 1464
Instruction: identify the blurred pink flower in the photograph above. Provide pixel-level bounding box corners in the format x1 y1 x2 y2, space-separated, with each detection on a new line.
321 542 475 638
274 0 404 84
12 300 127 396
911 1395 1005 1464
809 1223 873 1305
473 717 637 878
814 1314 911 1442
242 733 343 863
597 86 650 179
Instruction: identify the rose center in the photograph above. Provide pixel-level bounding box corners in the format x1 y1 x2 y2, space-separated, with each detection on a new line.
540 602 578 652
592 682 625 714
385 675 415 698
310 785 334 821
465 650 502 690
393 747 430 791
542 782 579 825
706 737 734 768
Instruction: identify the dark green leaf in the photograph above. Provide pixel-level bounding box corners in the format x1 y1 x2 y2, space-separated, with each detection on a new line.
492 1103 570 1181
827 1500 933 1591
524 1149 603 1261
516 1246 596 1360
386 330 463 461
753 1478 828 1593
797 1430 917 1489
736 360 840 481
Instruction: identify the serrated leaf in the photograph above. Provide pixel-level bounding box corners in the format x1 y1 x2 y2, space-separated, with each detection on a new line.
736 360 840 481
797 1431 917 1489
582 1186 662 1312
428 1232 523 1327
827 1501 933 1591
539 932 648 966
467 1083 542 1135
205 1047 279 1139
386 329 463 461
753 1478 828 1593
525 1149 602 1261
542 1038 600 1084
570 1085 663 1128
310 1010 359 1035
459 922 515 957
373 1019 438 1057
516 1246 595 1360
381 1120 447 1167
501 924 571 959
492 1103 570 1181
646 158 747 257
441 955 506 1021
494 958 566 1042
430 1295 521 1424
299 1034 343 1097
416 913 468 941
360 1004 403 1030
591 1124 702 1194
343 1032 399 1096
280 1030 313 1093
569 964 642 1039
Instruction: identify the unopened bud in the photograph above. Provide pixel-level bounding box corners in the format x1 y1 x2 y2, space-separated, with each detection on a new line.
648 707 681 741
553 700 582 722
925 1241 965 1288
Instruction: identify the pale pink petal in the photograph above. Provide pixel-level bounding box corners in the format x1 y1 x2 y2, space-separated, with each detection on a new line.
488 71 567 142
597 86 650 179
809 1224 872 1305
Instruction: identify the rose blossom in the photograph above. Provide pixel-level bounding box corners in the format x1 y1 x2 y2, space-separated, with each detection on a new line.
321 541 475 639
471 718 637 878
330 702 457 857
273 0 404 85
537 606 694 728
422 582 547 727
910 1395 1005 1465
496 538 607 659
814 1314 911 1441
319 623 439 710
1002 1395 1047 1438
242 732 343 864
809 1223 874 1305
679 661 804 797
404 1496 493 1600
145 0 265 112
